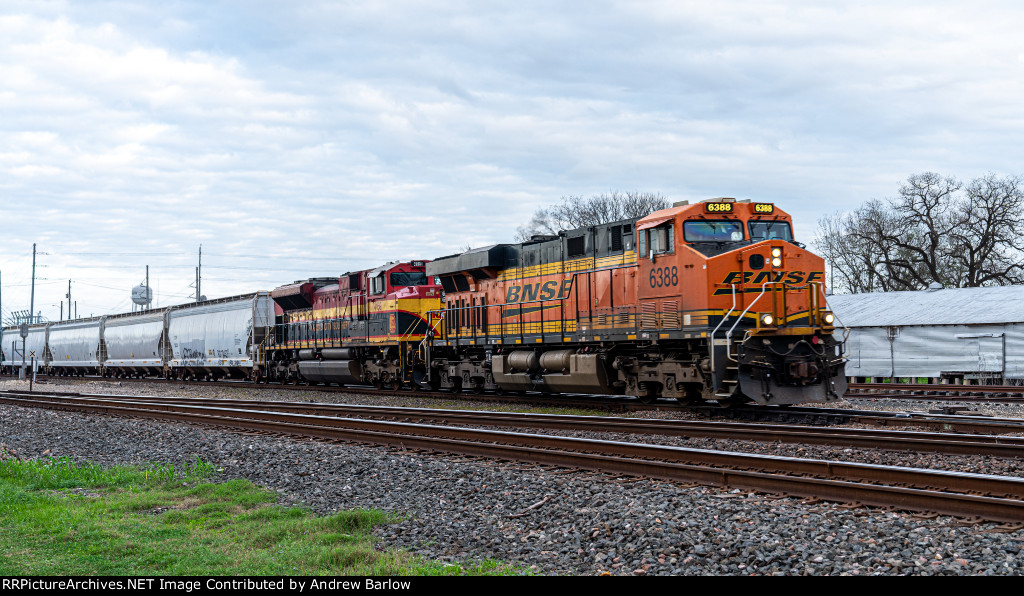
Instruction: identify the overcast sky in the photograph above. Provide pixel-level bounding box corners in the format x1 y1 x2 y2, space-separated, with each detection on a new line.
2 0 1023 322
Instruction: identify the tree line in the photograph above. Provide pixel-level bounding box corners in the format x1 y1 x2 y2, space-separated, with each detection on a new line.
815 172 1024 294
515 191 669 241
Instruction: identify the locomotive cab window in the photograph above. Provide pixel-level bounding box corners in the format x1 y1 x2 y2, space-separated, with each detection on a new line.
390 271 429 286
683 220 744 243
748 221 793 242
370 274 386 295
640 223 674 258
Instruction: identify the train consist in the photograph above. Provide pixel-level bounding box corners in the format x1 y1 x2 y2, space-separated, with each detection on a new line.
1 294 274 381
1 198 847 406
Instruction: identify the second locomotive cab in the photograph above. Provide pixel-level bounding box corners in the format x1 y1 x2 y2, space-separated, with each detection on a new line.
423 198 847 406
263 260 442 388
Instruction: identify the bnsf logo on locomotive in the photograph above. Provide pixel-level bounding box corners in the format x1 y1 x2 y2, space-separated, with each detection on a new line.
504 279 574 304
720 270 825 285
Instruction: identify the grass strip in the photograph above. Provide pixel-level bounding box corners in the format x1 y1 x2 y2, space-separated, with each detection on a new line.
0 450 520 576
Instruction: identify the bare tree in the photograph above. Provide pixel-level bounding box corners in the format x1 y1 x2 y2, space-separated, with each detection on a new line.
815 172 1024 293
951 173 1024 286
515 191 670 241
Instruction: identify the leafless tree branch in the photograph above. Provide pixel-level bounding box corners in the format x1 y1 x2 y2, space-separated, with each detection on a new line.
815 172 1024 294
515 191 670 241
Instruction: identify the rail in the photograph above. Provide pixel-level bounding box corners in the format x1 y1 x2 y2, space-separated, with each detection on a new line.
6 391 1024 523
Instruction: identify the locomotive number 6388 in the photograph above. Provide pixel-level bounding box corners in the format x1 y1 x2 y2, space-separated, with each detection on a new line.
649 266 679 288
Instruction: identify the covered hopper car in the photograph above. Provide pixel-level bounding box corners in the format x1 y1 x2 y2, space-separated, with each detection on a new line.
1 293 274 381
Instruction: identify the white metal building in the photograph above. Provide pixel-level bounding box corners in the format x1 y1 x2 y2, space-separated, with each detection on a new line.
828 285 1024 384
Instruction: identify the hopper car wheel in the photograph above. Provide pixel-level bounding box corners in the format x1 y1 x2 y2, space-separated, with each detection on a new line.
392 379 402 391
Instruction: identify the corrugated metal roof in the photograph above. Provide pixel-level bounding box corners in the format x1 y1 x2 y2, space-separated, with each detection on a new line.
828 285 1024 327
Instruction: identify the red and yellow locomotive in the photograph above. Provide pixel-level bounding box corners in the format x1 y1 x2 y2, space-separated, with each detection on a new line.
425 198 847 405
264 260 442 388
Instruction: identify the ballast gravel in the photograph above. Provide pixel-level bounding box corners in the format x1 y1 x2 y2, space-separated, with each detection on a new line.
1 379 1024 576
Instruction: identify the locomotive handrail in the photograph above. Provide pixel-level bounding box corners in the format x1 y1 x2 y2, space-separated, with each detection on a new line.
708 284 738 376
722 280 847 365
724 281 780 363
427 266 630 343
726 282 774 338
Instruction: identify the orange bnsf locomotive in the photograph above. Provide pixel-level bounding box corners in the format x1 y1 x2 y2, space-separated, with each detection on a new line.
423 198 847 405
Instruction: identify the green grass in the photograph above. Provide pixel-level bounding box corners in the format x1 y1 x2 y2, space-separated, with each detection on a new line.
0 451 523 576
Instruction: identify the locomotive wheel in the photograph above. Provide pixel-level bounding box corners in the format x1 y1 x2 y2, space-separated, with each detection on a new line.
635 381 660 404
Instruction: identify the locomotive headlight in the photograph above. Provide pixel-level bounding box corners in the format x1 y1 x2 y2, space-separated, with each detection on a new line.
771 247 782 258
760 314 775 326
823 312 835 325
771 257 783 268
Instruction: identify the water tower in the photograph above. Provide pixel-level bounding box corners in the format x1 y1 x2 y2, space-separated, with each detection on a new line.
131 266 153 312
131 285 152 310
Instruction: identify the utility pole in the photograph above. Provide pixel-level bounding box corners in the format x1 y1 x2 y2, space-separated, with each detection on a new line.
66 279 71 320
198 244 202 302
30 243 36 324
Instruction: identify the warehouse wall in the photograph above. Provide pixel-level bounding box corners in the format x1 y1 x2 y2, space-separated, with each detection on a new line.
843 323 1024 382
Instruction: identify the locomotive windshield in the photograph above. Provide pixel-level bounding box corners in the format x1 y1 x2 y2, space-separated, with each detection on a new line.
683 220 744 243
748 221 793 242
390 271 429 286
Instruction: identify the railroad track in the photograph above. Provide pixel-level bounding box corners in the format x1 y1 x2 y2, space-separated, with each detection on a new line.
17 374 674 413
12 376 1024 434
719 404 1024 436
16 376 1024 405
5 390 1024 457
3 389 1024 523
847 382 1024 402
